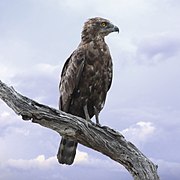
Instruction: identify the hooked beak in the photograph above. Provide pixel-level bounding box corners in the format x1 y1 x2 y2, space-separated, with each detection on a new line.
113 25 119 33
107 23 119 34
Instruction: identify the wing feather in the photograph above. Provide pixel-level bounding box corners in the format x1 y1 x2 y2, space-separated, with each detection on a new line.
59 48 85 112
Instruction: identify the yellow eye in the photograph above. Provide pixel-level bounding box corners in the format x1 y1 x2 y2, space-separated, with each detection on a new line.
101 22 107 27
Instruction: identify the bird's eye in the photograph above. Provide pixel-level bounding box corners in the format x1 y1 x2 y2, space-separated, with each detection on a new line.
101 22 107 27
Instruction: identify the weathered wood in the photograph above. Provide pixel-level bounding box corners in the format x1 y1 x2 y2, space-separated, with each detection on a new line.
0 80 159 180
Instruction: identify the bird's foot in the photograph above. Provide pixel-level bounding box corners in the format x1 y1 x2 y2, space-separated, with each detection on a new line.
96 122 101 127
84 118 91 127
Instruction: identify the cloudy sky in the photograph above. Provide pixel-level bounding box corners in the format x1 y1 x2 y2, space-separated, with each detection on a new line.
0 0 180 179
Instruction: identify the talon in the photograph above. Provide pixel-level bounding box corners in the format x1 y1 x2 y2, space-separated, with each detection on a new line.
85 120 90 127
96 123 101 127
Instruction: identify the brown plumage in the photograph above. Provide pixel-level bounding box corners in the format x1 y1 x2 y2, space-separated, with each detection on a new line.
57 17 119 165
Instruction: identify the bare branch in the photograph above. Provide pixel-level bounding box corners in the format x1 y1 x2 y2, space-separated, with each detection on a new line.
0 80 159 180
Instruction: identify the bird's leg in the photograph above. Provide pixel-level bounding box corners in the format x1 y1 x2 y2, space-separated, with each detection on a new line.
83 104 91 122
94 106 101 126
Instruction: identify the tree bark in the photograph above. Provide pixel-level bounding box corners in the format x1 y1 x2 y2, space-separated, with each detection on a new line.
0 80 159 180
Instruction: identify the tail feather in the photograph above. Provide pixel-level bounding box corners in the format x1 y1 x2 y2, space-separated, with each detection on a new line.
57 137 78 165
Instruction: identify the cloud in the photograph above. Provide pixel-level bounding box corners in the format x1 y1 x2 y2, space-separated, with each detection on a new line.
152 158 180 180
74 149 121 171
35 63 61 75
0 107 19 128
0 110 59 163
3 150 117 170
0 151 129 180
121 121 156 146
0 64 15 83
6 155 57 170
9 62 61 106
136 33 180 65
74 150 89 164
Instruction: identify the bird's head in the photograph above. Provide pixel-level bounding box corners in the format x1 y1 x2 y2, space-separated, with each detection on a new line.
82 17 119 42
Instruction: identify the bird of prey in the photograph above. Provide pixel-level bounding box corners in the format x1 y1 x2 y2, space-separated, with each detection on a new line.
57 17 119 165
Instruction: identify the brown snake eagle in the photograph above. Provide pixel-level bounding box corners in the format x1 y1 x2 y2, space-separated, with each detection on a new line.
57 17 119 165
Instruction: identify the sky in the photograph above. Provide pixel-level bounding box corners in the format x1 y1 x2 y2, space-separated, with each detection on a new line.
0 0 180 179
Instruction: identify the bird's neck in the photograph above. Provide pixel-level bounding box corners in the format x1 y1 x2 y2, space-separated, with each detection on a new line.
81 28 105 44
81 34 105 45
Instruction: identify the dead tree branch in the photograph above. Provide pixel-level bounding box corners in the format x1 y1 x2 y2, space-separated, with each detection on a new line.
0 80 159 180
